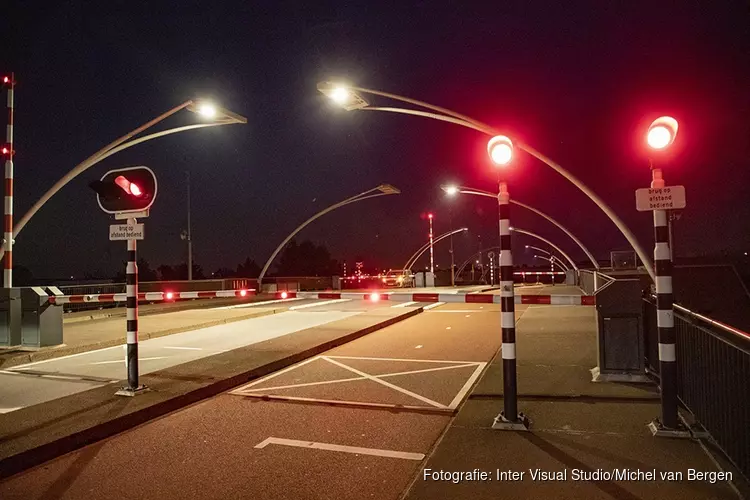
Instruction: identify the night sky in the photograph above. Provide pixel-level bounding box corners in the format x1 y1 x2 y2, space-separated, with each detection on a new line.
2 1 749 279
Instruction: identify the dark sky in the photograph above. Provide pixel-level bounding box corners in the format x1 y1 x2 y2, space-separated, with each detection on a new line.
2 1 749 279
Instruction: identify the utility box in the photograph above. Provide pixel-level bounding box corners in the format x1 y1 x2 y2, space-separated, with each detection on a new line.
592 278 649 382
0 287 22 346
414 271 435 288
21 287 63 347
332 276 341 290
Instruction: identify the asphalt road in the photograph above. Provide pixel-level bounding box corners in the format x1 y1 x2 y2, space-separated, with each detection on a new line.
0 299 403 414
0 300 529 500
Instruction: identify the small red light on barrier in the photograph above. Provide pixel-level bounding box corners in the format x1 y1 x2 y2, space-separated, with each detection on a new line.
370 292 380 302
165 291 174 300
240 289 247 297
281 291 288 299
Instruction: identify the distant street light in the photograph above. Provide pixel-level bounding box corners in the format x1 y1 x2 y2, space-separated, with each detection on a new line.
442 184 598 270
402 227 468 274
0 99 247 267
257 184 400 288
525 245 551 257
317 81 654 281
510 227 578 271
645 115 682 436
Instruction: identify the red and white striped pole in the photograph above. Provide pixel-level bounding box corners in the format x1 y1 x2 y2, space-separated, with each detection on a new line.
3 73 14 288
428 213 434 273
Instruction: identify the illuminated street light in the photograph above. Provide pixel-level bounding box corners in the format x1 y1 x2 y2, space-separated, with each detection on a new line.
444 185 459 196
647 116 678 150
2 98 247 263
318 81 654 281
487 135 513 166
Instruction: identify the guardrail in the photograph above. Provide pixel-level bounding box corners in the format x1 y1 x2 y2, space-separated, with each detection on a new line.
643 296 750 481
578 269 616 295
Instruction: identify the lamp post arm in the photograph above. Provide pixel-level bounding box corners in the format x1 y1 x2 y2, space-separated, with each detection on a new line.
5 121 224 253
511 198 599 270
361 107 489 134
257 190 396 284
353 91 654 280
513 228 577 271
551 256 570 271
354 87 493 132
456 246 501 278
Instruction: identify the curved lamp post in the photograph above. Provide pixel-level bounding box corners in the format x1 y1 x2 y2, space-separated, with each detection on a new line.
257 184 400 288
402 227 468 272
511 227 577 271
442 184 599 270
0 100 247 264
526 244 551 257
318 82 653 281
456 246 500 279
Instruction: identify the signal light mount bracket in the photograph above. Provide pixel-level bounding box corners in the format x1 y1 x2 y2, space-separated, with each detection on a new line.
115 209 150 220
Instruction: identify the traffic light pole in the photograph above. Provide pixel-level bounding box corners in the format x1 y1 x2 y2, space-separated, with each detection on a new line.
492 180 529 431
116 217 147 396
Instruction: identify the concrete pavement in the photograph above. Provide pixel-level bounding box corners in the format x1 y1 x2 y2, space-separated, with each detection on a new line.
0 300 742 499
0 300 422 478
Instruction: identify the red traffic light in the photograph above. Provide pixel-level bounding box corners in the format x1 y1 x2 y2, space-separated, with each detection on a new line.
115 175 143 197
1 146 10 155
91 166 158 215
2 76 10 85
647 116 678 150
428 213 434 219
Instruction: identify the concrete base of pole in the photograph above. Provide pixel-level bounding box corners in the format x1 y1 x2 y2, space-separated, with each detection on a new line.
492 411 531 431
590 367 651 384
115 385 150 397
647 418 691 438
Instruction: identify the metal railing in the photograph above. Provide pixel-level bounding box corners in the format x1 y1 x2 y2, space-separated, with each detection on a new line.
578 269 616 295
644 296 750 480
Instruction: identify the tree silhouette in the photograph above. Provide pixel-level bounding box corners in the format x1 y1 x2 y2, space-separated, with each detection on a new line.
275 239 337 276
237 257 260 277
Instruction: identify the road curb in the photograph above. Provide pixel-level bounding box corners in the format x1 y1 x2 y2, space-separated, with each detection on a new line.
0 308 283 369
0 306 423 479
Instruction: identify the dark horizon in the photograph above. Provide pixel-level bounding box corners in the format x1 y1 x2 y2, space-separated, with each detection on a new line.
3 1 749 280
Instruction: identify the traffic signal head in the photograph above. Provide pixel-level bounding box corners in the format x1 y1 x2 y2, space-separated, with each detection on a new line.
90 166 158 214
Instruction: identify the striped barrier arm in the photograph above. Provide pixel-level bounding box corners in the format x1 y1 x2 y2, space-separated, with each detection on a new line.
48 289 256 305
276 291 595 305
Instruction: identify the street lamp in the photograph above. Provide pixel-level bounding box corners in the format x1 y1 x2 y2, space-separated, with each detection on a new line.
526 245 550 257
317 81 654 281
645 116 683 436
257 184 400 288
442 184 599 270
510 227 577 271
0 99 247 274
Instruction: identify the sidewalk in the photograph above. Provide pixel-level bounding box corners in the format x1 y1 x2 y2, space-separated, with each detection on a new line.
404 305 745 500
0 304 284 369
0 305 423 478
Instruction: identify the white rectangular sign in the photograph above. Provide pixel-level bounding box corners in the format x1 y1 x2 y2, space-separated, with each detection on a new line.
109 223 145 240
635 185 686 211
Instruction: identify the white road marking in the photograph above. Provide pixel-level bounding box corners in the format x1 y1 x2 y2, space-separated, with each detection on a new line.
446 327 452 330
415 345 423 349
327 355 480 364
89 356 167 365
289 299 351 310
0 407 23 414
391 301 417 308
428 310 477 313
255 437 425 461
422 302 445 310
9 344 121 369
234 357 320 389
465 314 471 317
448 363 487 408
321 356 447 408
163 346 203 351
213 297 304 310
0 370 20 375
